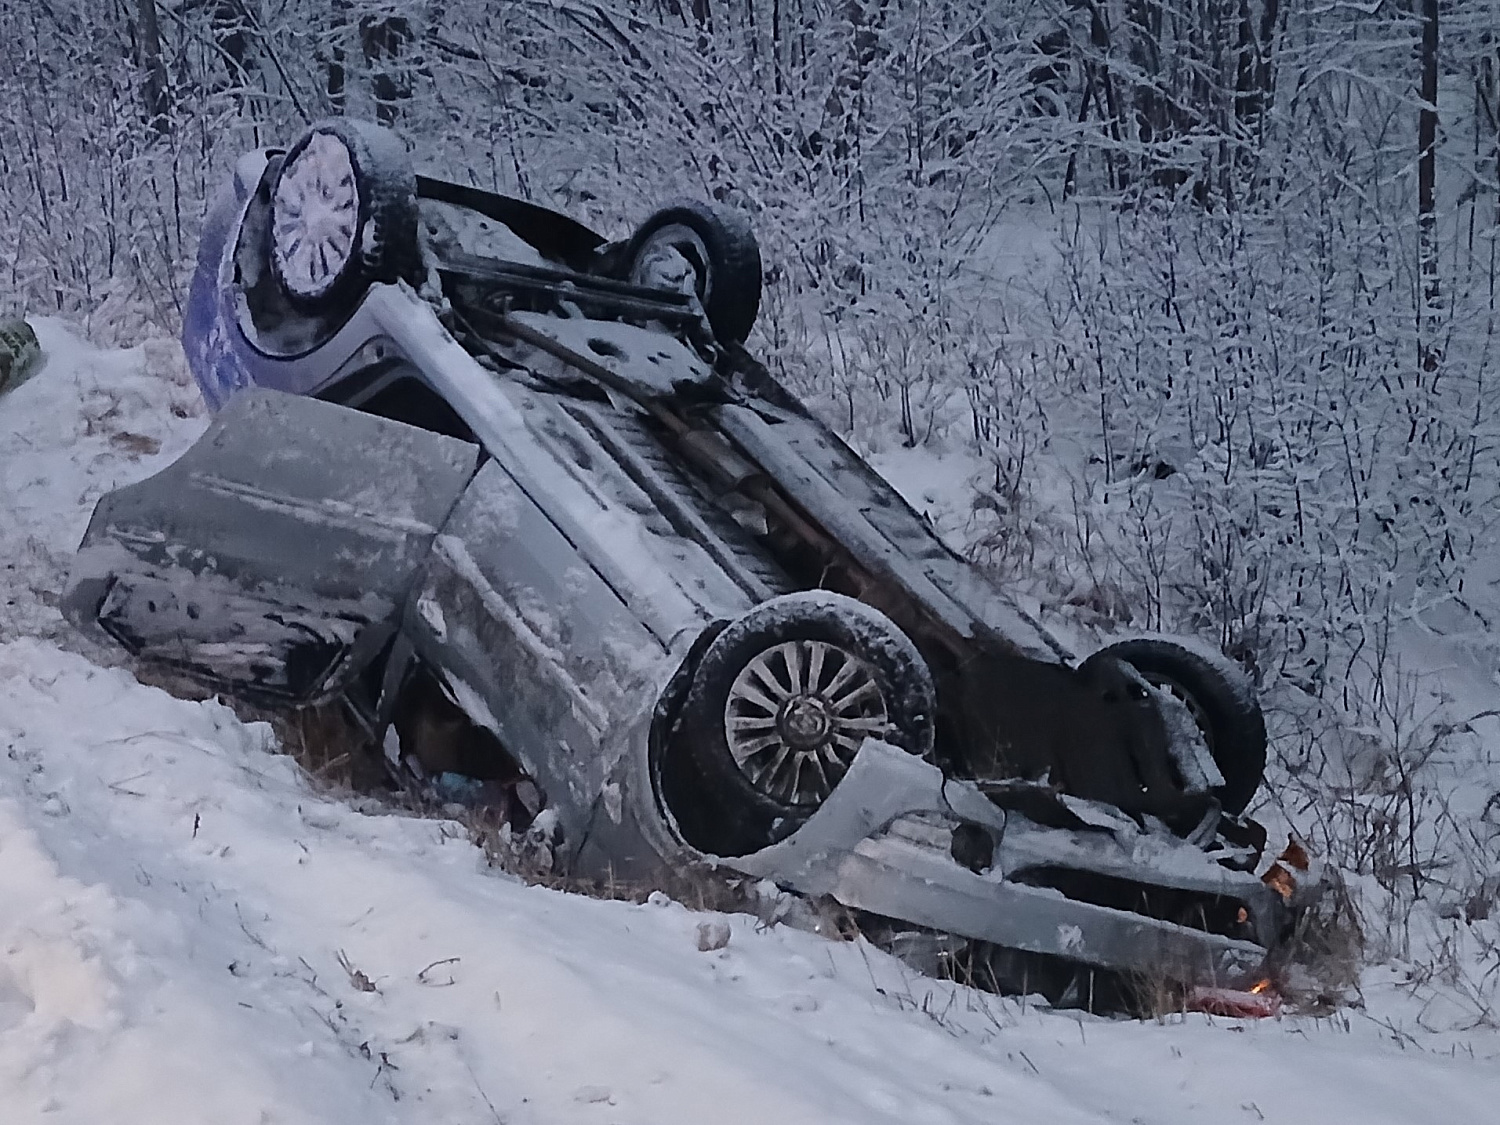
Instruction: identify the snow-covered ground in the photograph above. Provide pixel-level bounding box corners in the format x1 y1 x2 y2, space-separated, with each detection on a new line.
3 322 1499 1124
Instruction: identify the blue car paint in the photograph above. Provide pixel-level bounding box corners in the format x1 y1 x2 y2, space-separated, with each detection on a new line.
184 149 342 411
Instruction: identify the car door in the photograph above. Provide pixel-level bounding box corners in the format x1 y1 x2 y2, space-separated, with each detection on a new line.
64 387 479 704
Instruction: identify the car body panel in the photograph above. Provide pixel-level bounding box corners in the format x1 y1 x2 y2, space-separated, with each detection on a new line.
67 389 479 702
714 402 1065 661
406 458 676 847
729 740 1277 983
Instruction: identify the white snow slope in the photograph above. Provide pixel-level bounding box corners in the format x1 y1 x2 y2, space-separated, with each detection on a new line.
2 320 1498 1124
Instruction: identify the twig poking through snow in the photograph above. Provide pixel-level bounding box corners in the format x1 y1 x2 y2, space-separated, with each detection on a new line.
417 957 460 986
464 1059 504 1125
337 949 379 993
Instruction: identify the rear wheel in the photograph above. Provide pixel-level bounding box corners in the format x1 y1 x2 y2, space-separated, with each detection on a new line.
1087 638 1266 815
626 202 762 345
663 592 935 855
268 118 420 312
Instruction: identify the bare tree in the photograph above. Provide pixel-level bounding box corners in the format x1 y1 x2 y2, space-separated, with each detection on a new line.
327 0 350 112
1418 0 1441 373
360 9 415 124
136 0 171 137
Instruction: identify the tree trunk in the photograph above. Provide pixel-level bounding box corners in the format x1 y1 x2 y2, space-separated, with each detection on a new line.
135 0 170 137
327 0 349 113
360 12 415 125
1483 42 1500 291
772 0 783 96
211 0 250 83
1418 0 1440 374
1086 1 1127 193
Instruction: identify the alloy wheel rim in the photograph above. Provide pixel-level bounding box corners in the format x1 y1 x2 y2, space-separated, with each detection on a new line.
724 639 889 805
271 132 360 300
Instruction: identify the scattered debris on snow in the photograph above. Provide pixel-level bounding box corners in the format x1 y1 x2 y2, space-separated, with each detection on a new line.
697 919 733 952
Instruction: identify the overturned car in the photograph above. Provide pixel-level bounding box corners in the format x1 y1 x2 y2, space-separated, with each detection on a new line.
65 119 1317 1005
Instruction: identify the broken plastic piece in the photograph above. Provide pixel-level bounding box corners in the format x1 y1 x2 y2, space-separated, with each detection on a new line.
1186 981 1282 1018
1261 836 1311 901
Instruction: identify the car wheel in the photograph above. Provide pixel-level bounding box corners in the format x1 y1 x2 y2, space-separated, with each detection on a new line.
626 201 762 345
665 592 935 855
268 118 420 311
1086 638 1267 815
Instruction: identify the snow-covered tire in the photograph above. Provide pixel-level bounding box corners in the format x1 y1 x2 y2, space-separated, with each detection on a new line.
1085 638 1266 815
268 119 420 312
625 201 762 345
665 592 935 855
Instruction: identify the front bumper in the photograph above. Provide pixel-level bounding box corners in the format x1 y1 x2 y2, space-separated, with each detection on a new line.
727 740 1307 989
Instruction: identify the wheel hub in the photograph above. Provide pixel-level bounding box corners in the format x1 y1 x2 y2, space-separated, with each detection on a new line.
631 224 710 301
778 695 832 749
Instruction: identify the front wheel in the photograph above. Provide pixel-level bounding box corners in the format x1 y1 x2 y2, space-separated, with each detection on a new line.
662 592 935 855
1087 637 1267 815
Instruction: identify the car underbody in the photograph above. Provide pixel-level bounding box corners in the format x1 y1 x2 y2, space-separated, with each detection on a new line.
63 119 1320 1009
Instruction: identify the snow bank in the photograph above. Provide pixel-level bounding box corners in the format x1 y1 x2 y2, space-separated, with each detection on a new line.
0 319 206 642
7 639 1499 1125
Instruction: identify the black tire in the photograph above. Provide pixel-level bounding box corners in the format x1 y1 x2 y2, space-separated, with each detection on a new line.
664 592 935 855
625 201 762 345
1088 638 1266 815
267 119 420 312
